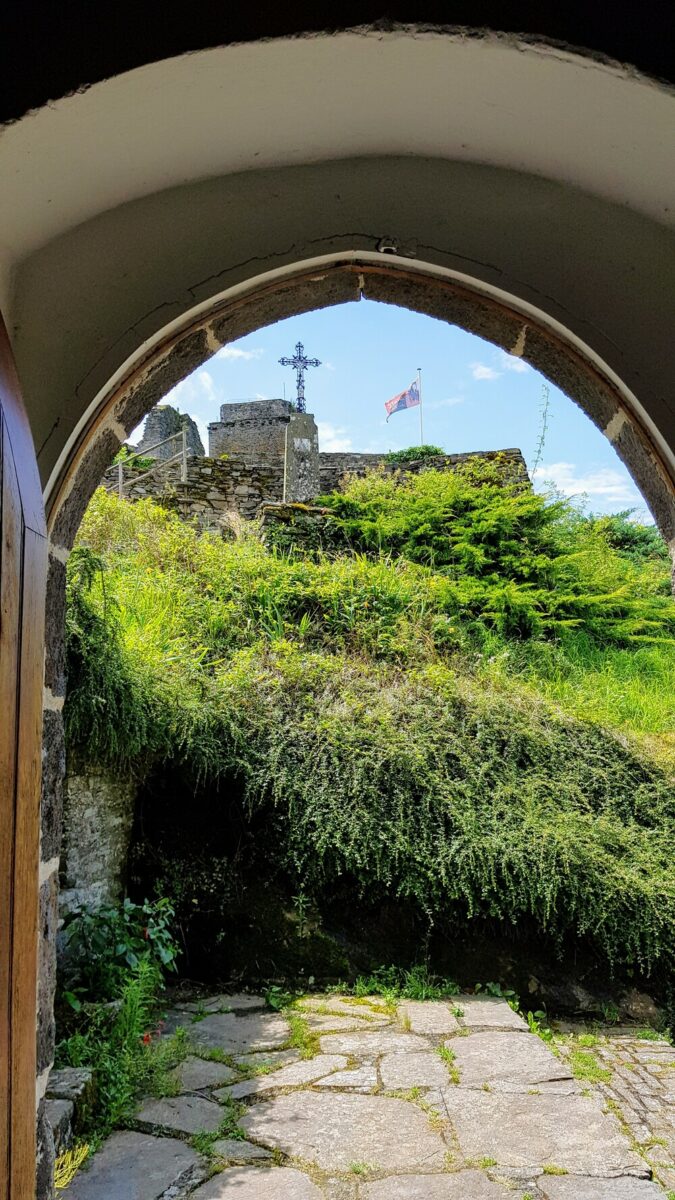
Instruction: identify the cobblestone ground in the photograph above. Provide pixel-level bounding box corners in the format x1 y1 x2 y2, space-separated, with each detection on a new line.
65 994 675 1200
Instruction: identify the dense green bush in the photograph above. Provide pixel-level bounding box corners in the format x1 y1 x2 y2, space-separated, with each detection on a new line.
64 477 675 977
384 444 444 463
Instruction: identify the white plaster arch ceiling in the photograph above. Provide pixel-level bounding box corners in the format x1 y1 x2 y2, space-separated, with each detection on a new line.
0 28 674 533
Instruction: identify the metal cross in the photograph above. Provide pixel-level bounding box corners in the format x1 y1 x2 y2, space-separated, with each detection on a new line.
278 341 321 413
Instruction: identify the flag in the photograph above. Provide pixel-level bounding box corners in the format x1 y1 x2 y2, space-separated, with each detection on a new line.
385 380 420 421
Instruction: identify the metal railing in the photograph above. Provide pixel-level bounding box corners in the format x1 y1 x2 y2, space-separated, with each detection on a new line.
104 429 189 497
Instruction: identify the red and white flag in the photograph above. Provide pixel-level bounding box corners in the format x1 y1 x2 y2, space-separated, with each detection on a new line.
385 380 420 421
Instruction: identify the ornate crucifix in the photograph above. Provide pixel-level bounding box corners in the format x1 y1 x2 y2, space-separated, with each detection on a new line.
279 341 321 413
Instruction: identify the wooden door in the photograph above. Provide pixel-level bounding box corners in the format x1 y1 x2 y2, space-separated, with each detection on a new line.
0 315 47 1200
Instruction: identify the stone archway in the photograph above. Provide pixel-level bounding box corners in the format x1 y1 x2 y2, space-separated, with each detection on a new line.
3 26 675 1198
36 250 675 1195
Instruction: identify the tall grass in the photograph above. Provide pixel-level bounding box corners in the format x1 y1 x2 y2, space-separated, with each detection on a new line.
64 481 675 977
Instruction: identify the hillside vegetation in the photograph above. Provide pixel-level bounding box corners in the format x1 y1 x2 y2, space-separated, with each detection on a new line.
65 465 675 981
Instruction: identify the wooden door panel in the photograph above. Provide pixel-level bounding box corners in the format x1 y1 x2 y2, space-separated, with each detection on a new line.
0 315 47 1200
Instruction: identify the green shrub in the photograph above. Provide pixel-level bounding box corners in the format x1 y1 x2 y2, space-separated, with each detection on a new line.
56 959 186 1139
63 484 675 978
384 445 444 464
60 897 178 1007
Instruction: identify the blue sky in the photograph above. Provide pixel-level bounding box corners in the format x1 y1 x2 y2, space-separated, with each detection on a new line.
133 299 649 519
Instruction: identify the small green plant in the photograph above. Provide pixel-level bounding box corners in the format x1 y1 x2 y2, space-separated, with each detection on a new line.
542 1165 568 1175
285 1010 319 1059
349 1162 372 1175
526 1010 554 1043
353 964 459 1003
635 1028 663 1041
61 897 178 1005
265 985 295 1011
577 1033 599 1047
437 1044 460 1084
568 1049 612 1085
601 1001 620 1025
476 982 520 1011
479 1157 497 1168
191 1106 246 1155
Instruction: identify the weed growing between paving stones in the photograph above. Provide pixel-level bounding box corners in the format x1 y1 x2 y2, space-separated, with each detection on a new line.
568 1048 613 1084
437 1045 460 1084
190 1106 247 1156
542 1165 568 1175
285 1009 320 1059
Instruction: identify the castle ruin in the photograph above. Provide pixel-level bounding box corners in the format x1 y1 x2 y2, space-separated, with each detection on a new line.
117 397 529 528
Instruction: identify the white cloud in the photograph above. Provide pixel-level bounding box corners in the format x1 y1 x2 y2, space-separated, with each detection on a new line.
197 370 217 402
317 422 352 452
215 346 264 361
500 352 529 373
532 461 641 509
323 361 336 372
428 396 465 410
470 362 501 381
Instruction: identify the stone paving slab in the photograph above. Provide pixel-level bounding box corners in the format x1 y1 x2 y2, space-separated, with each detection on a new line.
538 1178 665 1199
297 996 388 1019
398 1001 460 1037
183 1011 290 1053
313 1064 378 1091
380 1050 452 1090
173 1055 239 1091
175 993 266 1013
66 1131 202 1199
134 1093 223 1135
304 1014 386 1032
190 1166 323 1198
235 1048 301 1070
449 1031 575 1091
215 1054 348 1099
453 996 528 1032
319 1030 429 1057
211 1138 273 1162
240 1091 449 1172
441 1089 647 1176
362 1172 512 1198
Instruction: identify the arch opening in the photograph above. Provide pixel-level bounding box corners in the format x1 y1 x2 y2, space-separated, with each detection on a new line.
46 255 675 558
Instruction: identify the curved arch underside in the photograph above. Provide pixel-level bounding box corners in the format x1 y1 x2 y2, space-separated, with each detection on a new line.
0 32 673 543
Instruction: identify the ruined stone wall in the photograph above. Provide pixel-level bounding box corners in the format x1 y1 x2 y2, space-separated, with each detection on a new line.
208 398 294 460
319 448 529 494
122 454 287 526
137 404 204 460
117 447 530 528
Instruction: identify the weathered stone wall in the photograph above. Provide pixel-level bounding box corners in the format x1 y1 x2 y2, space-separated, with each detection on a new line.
319 447 529 494
286 412 320 502
59 765 137 921
318 452 386 494
114 447 530 528
122 454 287 526
137 404 204 460
208 398 294 460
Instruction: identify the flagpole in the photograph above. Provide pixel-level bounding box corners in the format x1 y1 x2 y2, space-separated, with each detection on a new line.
417 367 423 444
